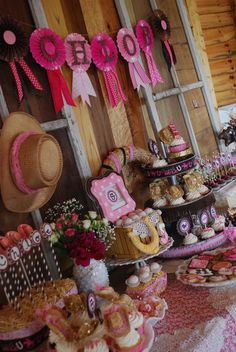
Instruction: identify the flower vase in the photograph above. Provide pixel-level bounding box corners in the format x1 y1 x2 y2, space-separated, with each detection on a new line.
73 259 109 293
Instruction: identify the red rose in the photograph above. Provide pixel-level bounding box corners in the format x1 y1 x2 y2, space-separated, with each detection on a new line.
65 228 76 237
71 213 78 222
56 222 62 230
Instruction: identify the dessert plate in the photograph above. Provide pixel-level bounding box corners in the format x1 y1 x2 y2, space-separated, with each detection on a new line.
143 320 155 352
159 231 227 259
176 246 236 288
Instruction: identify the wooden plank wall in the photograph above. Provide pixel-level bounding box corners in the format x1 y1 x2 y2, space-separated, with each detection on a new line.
129 0 218 155
196 0 236 107
41 0 218 163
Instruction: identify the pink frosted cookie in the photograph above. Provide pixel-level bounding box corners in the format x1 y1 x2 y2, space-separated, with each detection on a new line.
180 273 206 284
189 258 209 269
218 268 233 275
212 261 232 271
209 275 227 282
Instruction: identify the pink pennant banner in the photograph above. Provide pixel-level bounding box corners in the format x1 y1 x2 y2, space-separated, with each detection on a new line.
47 69 75 113
117 28 150 90
136 20 164 86
65 33 96 106
91 32 126 108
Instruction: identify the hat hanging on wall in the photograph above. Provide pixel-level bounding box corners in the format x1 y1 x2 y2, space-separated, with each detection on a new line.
150 10 176 70
0 16 43 102
0 112 63 213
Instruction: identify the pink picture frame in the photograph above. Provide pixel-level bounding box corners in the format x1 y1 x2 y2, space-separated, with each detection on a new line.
90 172 136 223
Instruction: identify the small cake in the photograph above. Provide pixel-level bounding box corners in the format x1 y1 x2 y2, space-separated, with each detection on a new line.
183 233 198 246
167 185 185 206
212 215 225 232
169 136 187 153
184 173 201 201
153 197 168 208
201 227 215 240
192 172 209 195
159 123 192 159
126 270 167 299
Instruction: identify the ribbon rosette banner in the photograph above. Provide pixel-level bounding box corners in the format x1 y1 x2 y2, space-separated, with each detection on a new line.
29 28 75 113
91 32 126 108
136 20 164 87
0 16 43 102
65 33 96 106
152 10 176 70
117 28 150 90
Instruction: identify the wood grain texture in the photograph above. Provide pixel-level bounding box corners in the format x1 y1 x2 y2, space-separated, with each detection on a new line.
79 0 147 149
196 0 236 106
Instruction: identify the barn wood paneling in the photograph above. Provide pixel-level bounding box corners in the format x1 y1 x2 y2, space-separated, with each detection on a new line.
196 0 236 106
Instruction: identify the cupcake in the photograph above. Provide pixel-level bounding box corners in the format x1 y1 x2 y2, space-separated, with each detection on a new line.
186 190 201 201
197 184 209 195
183 233 198 246
128 310 144 334
84 338 109 352
126 271 167 299
150 262 161 274
212 215 225 232
153 197 168 208
201 227 215 240
115 329 143 352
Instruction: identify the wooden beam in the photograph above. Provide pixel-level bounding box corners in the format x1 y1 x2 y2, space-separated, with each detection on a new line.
39 0 102 175
153 81 204 101
184 0 221 124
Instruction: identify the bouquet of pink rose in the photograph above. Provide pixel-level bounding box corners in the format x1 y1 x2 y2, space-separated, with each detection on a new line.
44 199 115 266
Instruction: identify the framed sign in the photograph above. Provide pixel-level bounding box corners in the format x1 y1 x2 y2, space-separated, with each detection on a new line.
89 172 136 223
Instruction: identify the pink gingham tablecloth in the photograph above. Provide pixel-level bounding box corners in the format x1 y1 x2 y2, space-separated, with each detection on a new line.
151 280 236 352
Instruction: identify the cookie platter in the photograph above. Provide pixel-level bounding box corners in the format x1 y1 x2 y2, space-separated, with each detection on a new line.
176 246 236 288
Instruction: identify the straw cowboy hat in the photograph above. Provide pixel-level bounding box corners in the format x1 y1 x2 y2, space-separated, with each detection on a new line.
0 112 63 213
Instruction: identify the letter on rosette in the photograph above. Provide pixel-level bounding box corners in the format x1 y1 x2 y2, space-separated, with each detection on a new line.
30 28 75 113
117 28 150 90
65 33 96 106
91 33 126 108
136 20 164 86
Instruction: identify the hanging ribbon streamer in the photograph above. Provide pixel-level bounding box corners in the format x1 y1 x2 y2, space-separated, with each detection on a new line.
91 33 126 108
65 33 96 106
30 28 75 113
136 19 164 86
150 10 176 71
0 16 43 102
117 28 150 90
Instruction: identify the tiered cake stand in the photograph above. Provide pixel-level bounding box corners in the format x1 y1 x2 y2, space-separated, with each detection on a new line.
142 155 228 258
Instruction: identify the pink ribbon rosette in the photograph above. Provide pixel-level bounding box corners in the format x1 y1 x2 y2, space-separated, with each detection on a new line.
65 33 96 106
91 33 126 108
117 28 150 90
136 20 164 87
30 28 75 113
0 16 43 102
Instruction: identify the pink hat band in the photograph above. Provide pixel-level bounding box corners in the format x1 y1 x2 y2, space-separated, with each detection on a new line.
10 131 41 195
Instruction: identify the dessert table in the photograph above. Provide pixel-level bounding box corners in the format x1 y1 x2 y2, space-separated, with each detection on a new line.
151 273 236 352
